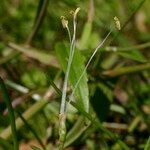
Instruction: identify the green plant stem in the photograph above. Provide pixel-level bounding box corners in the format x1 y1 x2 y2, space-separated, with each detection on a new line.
64 116 90 147
102 63 150 77
70 31 111 101
59 8 80 149
144 136 150 150
128 116 141 132
48 79 129 149
26 0 49 45
0 77 19 150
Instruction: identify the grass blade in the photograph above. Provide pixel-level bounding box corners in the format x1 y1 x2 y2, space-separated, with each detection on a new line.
0 77 19 150
17 111 46 150
8 42 59 68
48 78 129 149
55 42 89 112
144 136 150 150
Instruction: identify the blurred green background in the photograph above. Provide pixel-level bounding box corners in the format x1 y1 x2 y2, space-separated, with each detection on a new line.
0 0 150 149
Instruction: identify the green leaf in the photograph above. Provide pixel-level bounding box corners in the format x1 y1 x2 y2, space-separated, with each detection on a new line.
55 42 89 112
118 50 147 63
144 136 150 150
78 22 92 50
0 77 19 150
65 116 88 147
17 111 46 150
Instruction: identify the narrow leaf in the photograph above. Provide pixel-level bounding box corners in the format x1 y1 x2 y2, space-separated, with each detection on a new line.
0 77 19 150
65 116 88 147
8 43 59 68
17 111 46 150
55 42 89 112
118 50 147 63
144 136 150 150
78 22 92 50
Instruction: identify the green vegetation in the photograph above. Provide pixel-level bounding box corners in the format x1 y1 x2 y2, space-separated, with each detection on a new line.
0 0 150 149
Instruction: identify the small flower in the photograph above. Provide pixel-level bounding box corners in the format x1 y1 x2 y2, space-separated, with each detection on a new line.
70 7 80 20
60 16 68 29
114 16 121 30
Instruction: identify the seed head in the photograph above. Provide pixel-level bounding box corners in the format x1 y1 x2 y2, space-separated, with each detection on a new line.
60 16 68 28
114 16 121 30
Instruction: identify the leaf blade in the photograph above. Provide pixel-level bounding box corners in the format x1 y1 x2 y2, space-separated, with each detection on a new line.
55 42 89 112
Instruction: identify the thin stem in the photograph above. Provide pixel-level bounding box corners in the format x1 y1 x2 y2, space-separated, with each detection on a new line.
48 79 129 149
66 26 72 44
16 111 46 150
59 8 80 149
0 77 19 150
68 31 112 105
60 24 76 114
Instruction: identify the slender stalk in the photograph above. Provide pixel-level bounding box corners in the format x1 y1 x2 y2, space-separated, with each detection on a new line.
68 31 112 106
0 77 19 150
66 26 72 44
128 116 141 132
48 79 129 149
59 8 80 149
